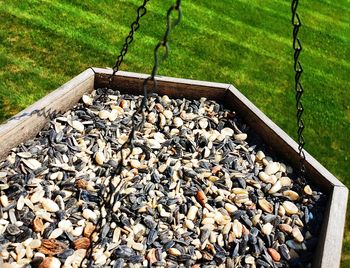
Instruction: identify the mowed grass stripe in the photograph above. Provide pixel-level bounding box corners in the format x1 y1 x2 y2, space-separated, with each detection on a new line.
2 5 127 55
0 1 349 266
191 2 350 73
222 0 350 41
183 6 350 87
189 0 350 83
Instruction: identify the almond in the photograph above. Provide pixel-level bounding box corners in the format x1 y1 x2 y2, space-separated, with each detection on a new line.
84 222 96 238
196 190 207 206
154 103 164 113
39 239 67 255
75 179 88 189
33 217 44 233
267 248 281 262
279 224 293 234
74 237 91 250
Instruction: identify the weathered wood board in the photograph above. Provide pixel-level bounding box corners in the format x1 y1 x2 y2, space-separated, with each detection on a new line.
0 68 347 268
0 69 95 161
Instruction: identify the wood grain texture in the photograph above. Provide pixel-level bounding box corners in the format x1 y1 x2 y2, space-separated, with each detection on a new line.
92 68 230 101
314 186 348 268
0 69 94 161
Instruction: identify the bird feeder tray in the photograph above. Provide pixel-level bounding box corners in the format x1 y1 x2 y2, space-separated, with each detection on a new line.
0 68 347 267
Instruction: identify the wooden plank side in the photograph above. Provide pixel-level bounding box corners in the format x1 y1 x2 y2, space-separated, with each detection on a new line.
315 186 348 268
224 85 345 191
92 68 230 101
0 69 95 161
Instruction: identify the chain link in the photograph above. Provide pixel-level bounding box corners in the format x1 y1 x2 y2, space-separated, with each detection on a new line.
123 0 182 141
139 0 182 126
82 2 150 266
109 0 150 85
128 0 182 143
82 1 182 267
149 0 182 80
292 0 306 177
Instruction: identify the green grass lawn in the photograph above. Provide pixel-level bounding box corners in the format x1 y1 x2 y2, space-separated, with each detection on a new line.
0 0 349 265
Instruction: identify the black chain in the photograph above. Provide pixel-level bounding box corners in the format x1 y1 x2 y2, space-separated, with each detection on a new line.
138 0 182 129
108 0 150 85
292 0 306 177
81 2 150 267
118 0 182 145
149 0 182 80
82 1 182 267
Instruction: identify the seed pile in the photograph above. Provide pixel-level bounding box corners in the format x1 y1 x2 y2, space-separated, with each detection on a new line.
0 88 326 268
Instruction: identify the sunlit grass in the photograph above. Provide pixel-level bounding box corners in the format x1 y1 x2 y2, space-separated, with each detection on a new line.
0 0 349 265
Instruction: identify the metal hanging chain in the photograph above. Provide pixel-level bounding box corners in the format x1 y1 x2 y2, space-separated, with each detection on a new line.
113 0 182 149
292 0 306 177
140 0 182 114
149 0 182 80
82 2 182 267
123 0 183 147
81 2 150 267
126 0 182 137
108 0 150 85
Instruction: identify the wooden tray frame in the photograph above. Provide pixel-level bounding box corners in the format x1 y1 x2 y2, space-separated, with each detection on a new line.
0 68 347 267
